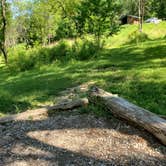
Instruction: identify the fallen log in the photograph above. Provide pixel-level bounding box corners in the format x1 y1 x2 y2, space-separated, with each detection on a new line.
88 86 166 145
159 115 166 120
0 98 89 124
48 98 88 111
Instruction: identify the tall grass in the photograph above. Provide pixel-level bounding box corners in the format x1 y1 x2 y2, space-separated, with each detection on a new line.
7 39 100 72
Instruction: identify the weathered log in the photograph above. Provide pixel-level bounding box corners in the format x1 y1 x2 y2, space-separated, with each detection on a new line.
88 86 166 145
159 115 166 120
0 98 89 124
48 98 89 111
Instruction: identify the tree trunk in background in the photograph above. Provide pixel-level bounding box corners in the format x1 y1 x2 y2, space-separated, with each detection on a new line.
88 87 166 145
1 47 7 63
139 0 145 32
0 0 8 63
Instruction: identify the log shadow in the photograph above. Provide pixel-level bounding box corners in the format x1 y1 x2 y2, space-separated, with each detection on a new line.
0 113 166 166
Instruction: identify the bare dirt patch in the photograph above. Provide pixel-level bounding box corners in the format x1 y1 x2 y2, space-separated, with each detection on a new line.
0 83 166 165
0 112 166 166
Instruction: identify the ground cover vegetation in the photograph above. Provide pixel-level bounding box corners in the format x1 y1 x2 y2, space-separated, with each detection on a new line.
0 0 166 116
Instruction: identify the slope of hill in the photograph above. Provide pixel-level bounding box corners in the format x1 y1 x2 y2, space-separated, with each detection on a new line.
0 22 166 116
107 21 166 47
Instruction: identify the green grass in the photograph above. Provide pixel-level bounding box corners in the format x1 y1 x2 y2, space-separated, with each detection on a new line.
106 21 166 47
0 22 166 116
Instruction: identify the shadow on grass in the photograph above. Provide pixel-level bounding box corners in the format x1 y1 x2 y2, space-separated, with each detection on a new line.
99 75 166 115
0 96 31 114
0 70 79 114
98 42 166 70
0 39 165 115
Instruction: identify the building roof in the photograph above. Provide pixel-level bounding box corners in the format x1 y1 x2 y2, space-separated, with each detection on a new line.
120 15 140 20
128 15 140 19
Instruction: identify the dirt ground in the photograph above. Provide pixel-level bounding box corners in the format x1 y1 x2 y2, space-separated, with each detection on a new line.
0 111 166 166
0 83 166 166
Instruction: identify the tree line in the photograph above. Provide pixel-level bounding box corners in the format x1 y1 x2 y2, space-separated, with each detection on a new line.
0 0 166 63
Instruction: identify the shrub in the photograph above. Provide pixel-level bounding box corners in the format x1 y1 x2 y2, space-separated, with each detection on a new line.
7 39 101 73
8 45 36 72
128 31 150 44
37 47 50 65
8 41 71 72
49 40 70 61
69 39 100 60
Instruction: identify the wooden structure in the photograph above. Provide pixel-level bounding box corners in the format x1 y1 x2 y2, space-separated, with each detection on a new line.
120 15 140 25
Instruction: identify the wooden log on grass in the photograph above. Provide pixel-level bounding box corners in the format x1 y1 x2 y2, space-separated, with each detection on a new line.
0 98 89 124
88 86 166 145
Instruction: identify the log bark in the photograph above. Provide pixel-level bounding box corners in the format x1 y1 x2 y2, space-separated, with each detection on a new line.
48 98 88 111
88 86 166 145
0 98 89 124
159 115 166 120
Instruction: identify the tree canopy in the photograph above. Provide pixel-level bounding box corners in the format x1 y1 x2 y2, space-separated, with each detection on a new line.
0 0 166 62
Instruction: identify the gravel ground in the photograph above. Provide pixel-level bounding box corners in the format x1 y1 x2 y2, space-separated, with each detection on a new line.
1 84 166 166
0 112 166 166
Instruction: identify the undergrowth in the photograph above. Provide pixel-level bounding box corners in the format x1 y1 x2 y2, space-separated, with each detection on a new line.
8 39 100 72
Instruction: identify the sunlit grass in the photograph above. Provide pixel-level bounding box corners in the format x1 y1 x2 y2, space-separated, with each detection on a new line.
106 22 166 48
0 23 166 116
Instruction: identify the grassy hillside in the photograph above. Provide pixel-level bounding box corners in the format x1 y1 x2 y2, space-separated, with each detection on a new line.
0 22 166 117
107 21 166 47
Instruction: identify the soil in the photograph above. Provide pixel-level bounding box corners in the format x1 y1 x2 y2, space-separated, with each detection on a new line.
0 112 166 166
0 83 166 166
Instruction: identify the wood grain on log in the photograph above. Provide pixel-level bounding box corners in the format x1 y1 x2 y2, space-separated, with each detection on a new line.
0 98 89 124
88 86 166 145
159 115 166 120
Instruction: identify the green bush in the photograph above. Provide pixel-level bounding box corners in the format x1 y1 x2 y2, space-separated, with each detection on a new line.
128 31 150 44
7 39 101 72
69 39 100 60
49 41 70 61
8 45 36 72
37 47 51 65
8 41 71 72
55 18 76 40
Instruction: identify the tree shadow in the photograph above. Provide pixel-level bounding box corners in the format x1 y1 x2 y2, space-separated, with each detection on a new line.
0 95 31 114
0 38 165 115
97 42 166 71
0 112 166 165
0 69 80 114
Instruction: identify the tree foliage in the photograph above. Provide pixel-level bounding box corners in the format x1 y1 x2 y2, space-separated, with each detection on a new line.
0 0 166 63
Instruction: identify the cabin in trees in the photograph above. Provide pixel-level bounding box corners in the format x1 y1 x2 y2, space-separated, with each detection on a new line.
120 15 140 25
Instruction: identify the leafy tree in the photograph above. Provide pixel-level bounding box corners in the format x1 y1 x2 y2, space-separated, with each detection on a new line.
75 0 120 47
25 0 58 46
151 0 166 19
6 0 166 50
55 0 81 39
120 0 139 16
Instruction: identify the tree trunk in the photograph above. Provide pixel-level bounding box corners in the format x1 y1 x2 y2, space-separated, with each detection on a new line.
0 0 8 63
139 0 144 33
88 87 166 145
1 47 7 63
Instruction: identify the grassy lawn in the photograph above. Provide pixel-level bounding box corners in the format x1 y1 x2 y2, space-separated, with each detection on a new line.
0 23 166 116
